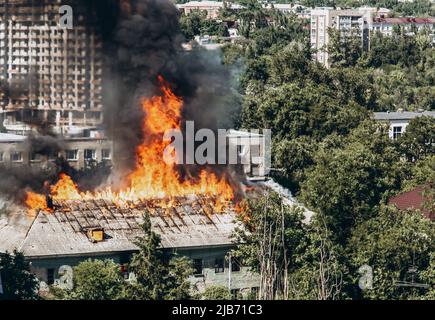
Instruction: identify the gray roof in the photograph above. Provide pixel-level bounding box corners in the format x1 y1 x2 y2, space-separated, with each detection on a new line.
373 111 435 121
0 196 241 258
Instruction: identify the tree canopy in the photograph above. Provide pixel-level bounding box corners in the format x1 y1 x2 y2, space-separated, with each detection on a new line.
0 251 39 300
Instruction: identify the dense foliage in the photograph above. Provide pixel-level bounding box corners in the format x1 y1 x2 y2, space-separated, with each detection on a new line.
0 251 39 300
219 1 434 300
199 285 233 300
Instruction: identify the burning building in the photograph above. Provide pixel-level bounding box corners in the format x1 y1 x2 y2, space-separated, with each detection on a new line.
0 197 260 296
0 67 260 297
0 131 111 170
0 0 265 298
0 0 103 135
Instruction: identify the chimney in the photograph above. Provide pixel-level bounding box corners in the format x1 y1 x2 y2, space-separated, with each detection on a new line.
45 194 54 210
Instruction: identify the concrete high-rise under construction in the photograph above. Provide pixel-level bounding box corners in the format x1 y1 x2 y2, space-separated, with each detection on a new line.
0 0 103 136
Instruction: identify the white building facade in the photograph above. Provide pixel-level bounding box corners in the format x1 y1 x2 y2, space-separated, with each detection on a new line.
310 8 370 67
373 111 435 139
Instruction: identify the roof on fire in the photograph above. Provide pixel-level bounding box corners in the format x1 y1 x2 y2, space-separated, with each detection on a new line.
0 196 241 258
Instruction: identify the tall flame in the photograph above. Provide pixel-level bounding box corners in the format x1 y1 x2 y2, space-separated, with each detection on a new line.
25 76 234 213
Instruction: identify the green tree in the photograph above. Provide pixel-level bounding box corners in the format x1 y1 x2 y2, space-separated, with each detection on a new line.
200 285 232 300
180 10 205 41
328 28 364 68
398 116 435 162
122 214 193 300
401 154 435 192
233 192 307 300
348 205 434 300
300 121 407 241
56 259 124 300
0 250 39 300
273 136 316 192
289 217 347 300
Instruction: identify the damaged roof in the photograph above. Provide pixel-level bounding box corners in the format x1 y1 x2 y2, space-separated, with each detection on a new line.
0 195 241 258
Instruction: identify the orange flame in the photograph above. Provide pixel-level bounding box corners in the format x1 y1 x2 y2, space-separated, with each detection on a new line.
25 192 51 216
25 76 234 213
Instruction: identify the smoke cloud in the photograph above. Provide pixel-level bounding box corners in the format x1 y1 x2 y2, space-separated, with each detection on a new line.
0 0 243 202
83 0 241 182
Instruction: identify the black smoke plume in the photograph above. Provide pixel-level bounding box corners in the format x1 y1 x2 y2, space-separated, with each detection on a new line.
79 0 241 184
0 0 242 202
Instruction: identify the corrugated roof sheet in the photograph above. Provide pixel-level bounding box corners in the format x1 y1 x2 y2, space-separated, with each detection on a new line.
0 195 241 258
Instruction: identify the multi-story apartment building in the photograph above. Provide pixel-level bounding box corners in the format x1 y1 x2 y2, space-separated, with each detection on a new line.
371 17 435 36
311 6 435 66
177 1 243 19
310 7 370 66
0 0 103 137
0 131 112 170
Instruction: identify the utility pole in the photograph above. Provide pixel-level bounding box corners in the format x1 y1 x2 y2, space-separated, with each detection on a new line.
228 253 232 291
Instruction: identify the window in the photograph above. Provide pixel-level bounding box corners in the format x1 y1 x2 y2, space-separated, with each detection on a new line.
237 144 244 155
231 289 241 300
251 287 259 299
10 151 23 162
102 149 111 160
30 153 42 162
231 259 241 272
84 149 96 161
193 259 203 276
66 149 78 161
48 152 58 161
250 144 261 158
393 126 402 139
47 268 55 285
215 258 224 273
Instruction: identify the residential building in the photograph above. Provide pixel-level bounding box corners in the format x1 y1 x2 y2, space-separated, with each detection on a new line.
371 17 435 36
0 0 103 136
0 132 112 170
262 3 311 19
262 3 307 14
389 185 434 221
227 129 269 181
358 6 391 19
373 111 435 140
177 1 311 20
0 197 260 297
177 1 243 19
310 8 370 66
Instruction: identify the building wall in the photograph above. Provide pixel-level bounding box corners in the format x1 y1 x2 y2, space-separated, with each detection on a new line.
381 119 410 140
310 8 333 66
28 245 260 298
0 137 113 170
177 246 260 297
29 252 130 287
0 0 103 131
227 132 267 180
311 8 370 67
371 21 435 36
